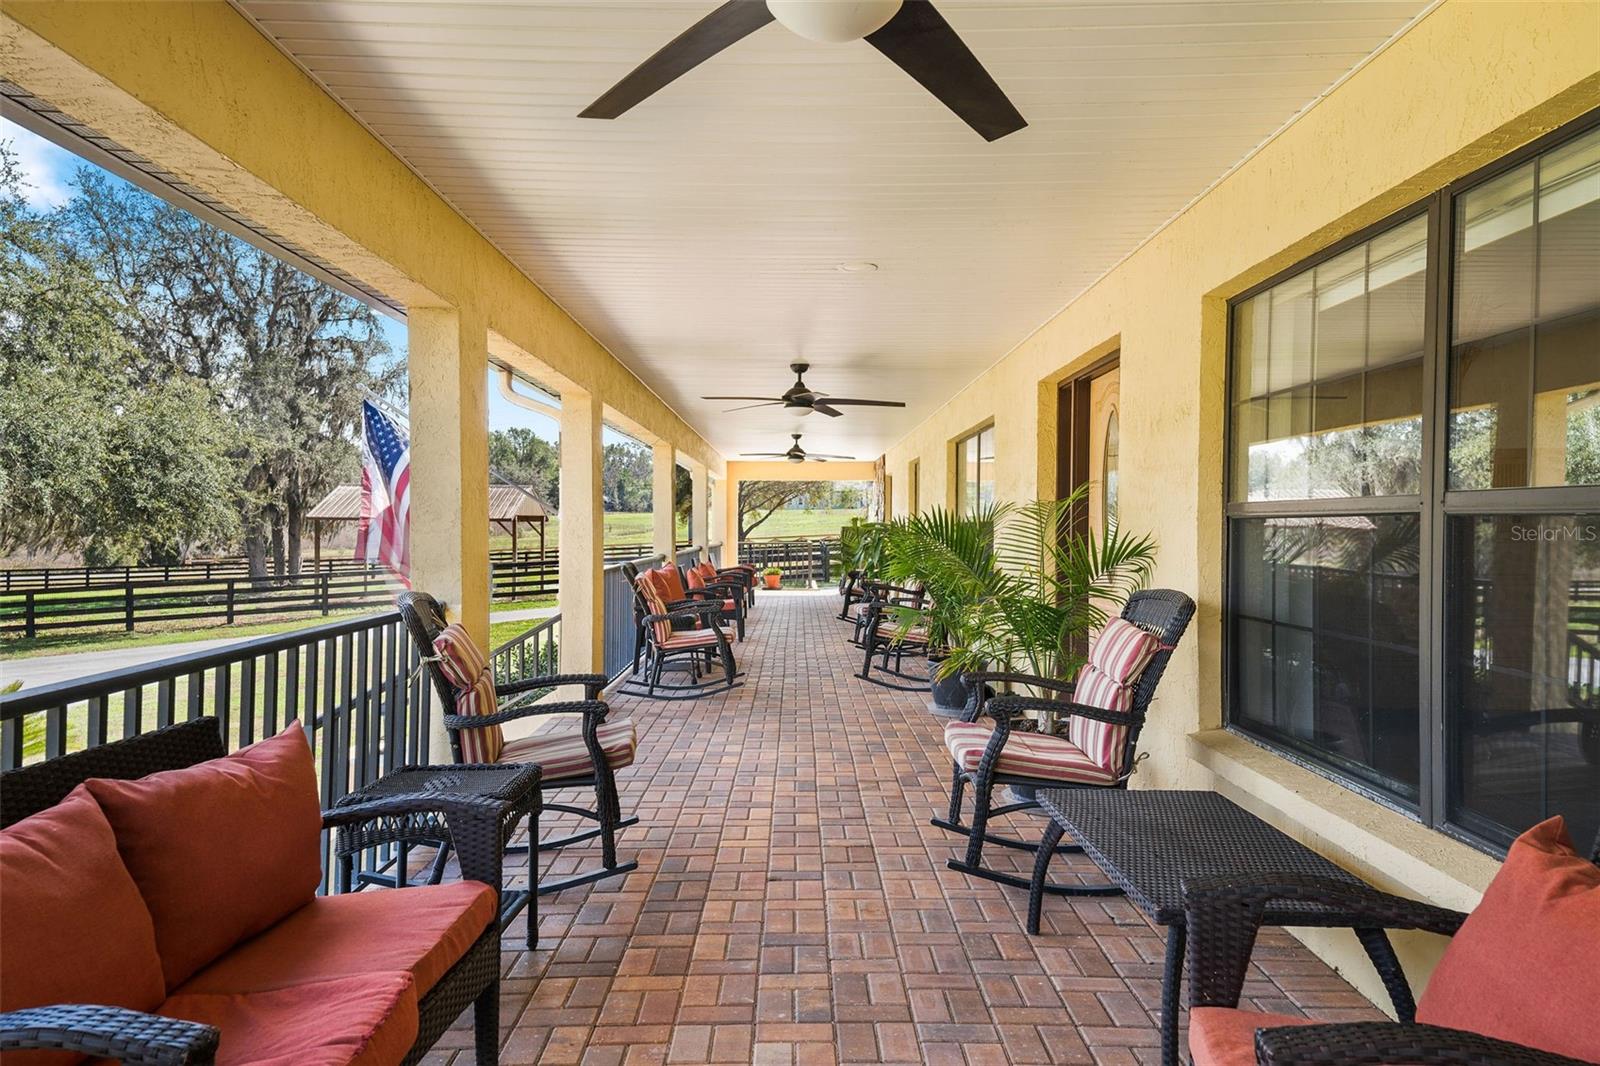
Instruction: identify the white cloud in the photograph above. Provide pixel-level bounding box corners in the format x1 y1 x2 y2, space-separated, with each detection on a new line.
2 118 79 210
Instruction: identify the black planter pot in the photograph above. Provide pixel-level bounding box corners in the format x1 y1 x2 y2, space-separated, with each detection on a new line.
928 663 975 711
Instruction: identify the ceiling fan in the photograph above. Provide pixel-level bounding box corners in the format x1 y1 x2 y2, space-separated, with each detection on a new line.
579 0 1026 142
704 362 906 418
743 434 857 463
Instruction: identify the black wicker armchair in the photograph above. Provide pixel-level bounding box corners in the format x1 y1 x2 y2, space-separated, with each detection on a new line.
0 717 507 1066
1182 828 1600 1066
932 589 1196 892
615 565 739 699
397 591 640 894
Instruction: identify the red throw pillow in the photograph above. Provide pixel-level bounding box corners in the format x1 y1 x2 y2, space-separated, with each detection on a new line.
0 785 167 1066
1416 816 1600 1062
86 722 324 990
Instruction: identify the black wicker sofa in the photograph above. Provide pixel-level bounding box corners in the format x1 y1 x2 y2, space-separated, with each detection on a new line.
0 718 506 1066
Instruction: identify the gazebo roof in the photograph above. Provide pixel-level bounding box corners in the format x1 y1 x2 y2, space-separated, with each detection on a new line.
307 484 549 522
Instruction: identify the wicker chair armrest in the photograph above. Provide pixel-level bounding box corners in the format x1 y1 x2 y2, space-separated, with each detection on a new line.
0 1005 220 1065
963 673 1077 697
1182 873 1468 1012
447 698 609 730
713 567 753 582
498 673 606 699
985 694 1139 728
643 607 724 628
1254 1022 1590 1066
324 790 514 887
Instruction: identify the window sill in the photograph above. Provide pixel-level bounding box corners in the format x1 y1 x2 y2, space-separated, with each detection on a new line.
1186 728 1500 910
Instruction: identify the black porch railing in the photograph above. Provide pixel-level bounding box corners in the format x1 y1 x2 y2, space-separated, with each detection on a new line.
739 536 840 586
491 612 561 690
0 611 436 889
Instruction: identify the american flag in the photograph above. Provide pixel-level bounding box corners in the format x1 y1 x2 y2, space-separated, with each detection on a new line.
354 399 410 581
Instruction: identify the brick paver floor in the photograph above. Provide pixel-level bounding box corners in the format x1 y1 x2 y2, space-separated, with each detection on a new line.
433 589 1382 1065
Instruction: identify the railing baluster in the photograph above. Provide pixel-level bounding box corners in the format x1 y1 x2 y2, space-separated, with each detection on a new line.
286 644 301 726
240 656 257 746
123 685 144 739
86 694 109 749
157 678 175 729
263 650 280 737
353 626 370 789
319 637 339 806
0 717 22 770
44 705 68 760
384 620 402 776
186 671 204 720
214 664 232 747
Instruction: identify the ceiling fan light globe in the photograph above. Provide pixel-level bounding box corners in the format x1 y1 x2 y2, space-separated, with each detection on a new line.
766 0 902 43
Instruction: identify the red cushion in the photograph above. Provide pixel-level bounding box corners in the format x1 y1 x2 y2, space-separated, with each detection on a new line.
500 714 638 780
0 785 167 1066
685 568 707 590
86 723 324 990
158 972 418 1066
178 882 495 999
1188 1007 1315 1066
652 565 688 602
1415 816 1600 1062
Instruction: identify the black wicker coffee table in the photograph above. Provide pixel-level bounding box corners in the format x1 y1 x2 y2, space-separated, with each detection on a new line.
1031 789 1364 1066
334 763 541 948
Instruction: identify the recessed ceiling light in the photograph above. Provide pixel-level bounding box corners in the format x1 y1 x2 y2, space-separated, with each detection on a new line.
835 261 879 273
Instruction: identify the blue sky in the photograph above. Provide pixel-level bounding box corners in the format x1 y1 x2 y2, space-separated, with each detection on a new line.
3 115 623 449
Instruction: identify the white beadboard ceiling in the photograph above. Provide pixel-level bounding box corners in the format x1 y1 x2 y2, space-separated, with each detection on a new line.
236 0 1432 460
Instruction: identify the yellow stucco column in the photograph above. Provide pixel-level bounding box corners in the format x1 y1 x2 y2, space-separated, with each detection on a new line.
558 388 605 674
722 478 741 565
407 306 490 755
689 462 709 550
652 441 676 560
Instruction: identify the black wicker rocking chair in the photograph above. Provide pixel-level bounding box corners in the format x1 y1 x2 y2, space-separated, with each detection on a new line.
0 718 508 1066
932 588 1196 893
1180 822 1600 1066
397 591 639 895
854 582 936 691
615 564 740 700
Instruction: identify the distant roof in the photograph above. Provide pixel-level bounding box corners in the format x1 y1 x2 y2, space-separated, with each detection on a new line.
308 484 549 522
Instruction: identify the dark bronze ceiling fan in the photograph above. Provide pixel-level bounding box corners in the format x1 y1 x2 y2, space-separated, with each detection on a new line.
704 362 906 418
743 434 856 463
579 0 1026 142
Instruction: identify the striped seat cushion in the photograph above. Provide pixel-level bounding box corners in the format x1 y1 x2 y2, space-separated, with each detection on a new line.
943 721 1118 786
636 570 675 645
499 715 637 781
660 629 720 650
1068 617 1164 776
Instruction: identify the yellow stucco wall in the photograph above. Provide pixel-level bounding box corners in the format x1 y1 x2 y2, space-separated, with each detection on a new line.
881 0 1599 1006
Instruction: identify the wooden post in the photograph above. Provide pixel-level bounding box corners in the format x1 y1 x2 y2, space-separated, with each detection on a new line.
313 522 321 567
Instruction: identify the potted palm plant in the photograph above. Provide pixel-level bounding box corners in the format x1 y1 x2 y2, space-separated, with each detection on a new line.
879 505 1004 710
938 488 1157 731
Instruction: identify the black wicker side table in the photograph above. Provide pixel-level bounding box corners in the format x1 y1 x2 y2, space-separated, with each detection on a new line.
334 763 541 948
1030 789 1369 1066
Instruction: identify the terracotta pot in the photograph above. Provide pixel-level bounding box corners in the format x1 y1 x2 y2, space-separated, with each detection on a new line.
763 573 782 589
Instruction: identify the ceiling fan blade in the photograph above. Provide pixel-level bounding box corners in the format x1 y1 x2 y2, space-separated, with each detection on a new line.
740 452 790 457
723 402 784 412
864 1 1026 142
813 398 907 408
579 0 776 119
702 395 782 402
811 403 845 418
810 454 857 460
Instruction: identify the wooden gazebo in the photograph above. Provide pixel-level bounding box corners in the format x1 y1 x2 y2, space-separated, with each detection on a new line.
306 483 551 562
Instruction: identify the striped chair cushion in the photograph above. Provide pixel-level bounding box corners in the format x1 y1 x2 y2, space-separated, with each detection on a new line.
433 623 488 688
636 570 674 645
452 670 505 764
943 721 1118 786
1087 617 1161 683
1070 665 1133 775
660 629 720 650
499 715 637 782
1067 619 1162 775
